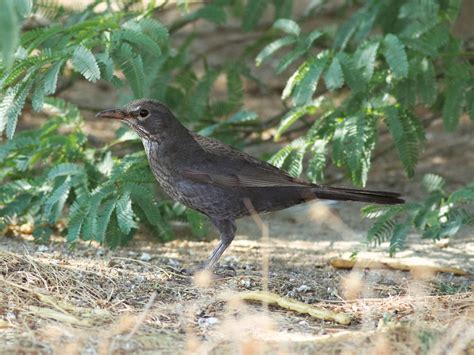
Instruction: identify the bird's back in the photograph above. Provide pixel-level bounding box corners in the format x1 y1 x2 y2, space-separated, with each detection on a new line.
189 132 311 187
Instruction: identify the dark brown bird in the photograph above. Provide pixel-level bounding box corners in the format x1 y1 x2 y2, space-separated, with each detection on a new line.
97 99 404 269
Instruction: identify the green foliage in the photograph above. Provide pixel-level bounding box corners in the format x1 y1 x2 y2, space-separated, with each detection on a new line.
0 99 204 245
382 34 408 79
260 0 472 186
362 174 474 255
0 0 31 69
384 107 423 177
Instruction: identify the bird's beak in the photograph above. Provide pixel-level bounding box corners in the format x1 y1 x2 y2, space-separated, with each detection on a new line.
96 109 126 120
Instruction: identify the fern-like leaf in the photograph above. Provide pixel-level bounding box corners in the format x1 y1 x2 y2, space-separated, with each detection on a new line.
43 60 64 95
105 212 132 248
361 204 394 219
0 0 20 69
388 223 410 256
255 36 296 67
442 78 466 131
366 209 400 246
94 199 117 242
135 18 169 46
337 53 365 93
269 137 307 173
113 29 161 57
67 198 89 243
112 43 145 98
382 34 408 79
4 77 33 138
275 30 322 74
81 184 114 240
129 184 173 239
384 107 419 177
273 18 300 37
323 56 344 91
448 185 474 204
275 102 319 140
288 52 329 106
354 41 379 81
0 84 19 136
72 45 100 82
44 177 72 223
287 147 305 177
116 191 137 235
307 139 327 182
422 174 445 193
47 163 83 180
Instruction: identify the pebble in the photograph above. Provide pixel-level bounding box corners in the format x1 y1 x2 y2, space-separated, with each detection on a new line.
197 317 219 328
240 279 251 288
297 284 311 293
37 245 48 252
298 320 309 327
139 252 152 262
167 259 180 267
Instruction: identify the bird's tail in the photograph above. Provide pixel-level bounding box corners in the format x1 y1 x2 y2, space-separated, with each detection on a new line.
311 185 404 205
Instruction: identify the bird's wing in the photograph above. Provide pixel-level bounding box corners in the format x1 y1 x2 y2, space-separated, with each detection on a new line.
181 133 312 188
181 166 309 187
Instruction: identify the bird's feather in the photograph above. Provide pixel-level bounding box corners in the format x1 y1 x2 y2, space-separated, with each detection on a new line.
181 168 311 187
184 133 312 188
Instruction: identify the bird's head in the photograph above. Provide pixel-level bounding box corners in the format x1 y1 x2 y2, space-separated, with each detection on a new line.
96 99 181 139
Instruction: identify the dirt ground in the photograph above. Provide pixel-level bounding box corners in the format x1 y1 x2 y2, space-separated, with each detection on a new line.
0 201 473 354
1 2 474 354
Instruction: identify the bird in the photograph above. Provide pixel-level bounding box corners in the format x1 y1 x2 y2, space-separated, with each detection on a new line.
97 99 404 270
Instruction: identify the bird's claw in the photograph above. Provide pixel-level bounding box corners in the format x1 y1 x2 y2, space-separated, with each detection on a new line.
179 263 237 278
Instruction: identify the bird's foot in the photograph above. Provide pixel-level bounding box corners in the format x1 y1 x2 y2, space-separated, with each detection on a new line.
179 263 237 279
213 264 237 278
178 265 201 276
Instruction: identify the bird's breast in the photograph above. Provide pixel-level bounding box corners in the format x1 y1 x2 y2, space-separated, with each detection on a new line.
142 139 188 200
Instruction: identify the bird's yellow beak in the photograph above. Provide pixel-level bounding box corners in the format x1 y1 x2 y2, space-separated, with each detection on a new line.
96 109 126 120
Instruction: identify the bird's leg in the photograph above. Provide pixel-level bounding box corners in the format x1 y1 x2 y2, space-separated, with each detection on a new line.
204 219 236 270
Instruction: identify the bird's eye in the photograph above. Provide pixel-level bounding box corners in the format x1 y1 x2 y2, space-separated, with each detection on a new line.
138 109 149 118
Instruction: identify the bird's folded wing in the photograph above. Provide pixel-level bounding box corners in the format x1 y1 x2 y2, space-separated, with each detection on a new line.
181 167 310 188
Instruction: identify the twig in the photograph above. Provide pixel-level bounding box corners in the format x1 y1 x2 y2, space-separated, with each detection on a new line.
330 257 469 276
237 291 352 325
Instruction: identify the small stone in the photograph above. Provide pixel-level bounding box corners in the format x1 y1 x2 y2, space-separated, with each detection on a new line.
139 252 152 262
298 320 309 327
240 279 251 288
37 245 48 252
297 284 311 293
197 317 219 327
167 259 180 267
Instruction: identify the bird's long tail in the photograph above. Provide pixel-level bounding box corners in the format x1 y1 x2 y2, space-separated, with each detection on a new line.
312 186 404 205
